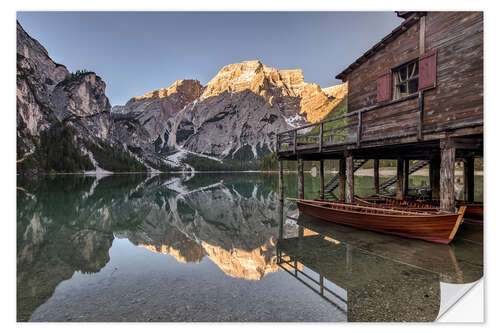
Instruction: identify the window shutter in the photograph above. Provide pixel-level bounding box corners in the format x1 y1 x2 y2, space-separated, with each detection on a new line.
419 49 437 90
377 72 391 103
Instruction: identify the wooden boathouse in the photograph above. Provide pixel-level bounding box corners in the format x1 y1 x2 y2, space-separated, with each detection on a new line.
276 11 483 212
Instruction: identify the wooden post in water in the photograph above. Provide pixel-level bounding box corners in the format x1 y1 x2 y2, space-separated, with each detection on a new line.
319 159 325 199
396 158 404 200
298 158 304 199
403 159 410 198
278 199 284 241
464 157 475 203
278 159 284 201
440 145 456 212
374 159 380 195
339 159 346 202
297 158 305 238
430 156 441 200
346 155 354 203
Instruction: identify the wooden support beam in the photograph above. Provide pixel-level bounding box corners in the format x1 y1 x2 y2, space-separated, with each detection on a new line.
404 159 410 198
430 156 441 200
440 147 456 212
293 131 297 154
374 159 380 194
346 155 354 203
319 160 325 200
298 158 304 199
417 91 424 140
339 158 346 202
356 111 362 147
464 157 475 203
278 159 284 201
396 158 404 200
419 15 426 55
441 136 483 150
319 123 323 153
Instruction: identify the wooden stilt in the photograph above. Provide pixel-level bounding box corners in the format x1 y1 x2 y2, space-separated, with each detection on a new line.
464 157 475 203
374 159 380 195
403 159 410 198
346 155 354 203
278 159 284 201
440 146 456 212
319 160 325 199
339 159 346 202
430 156 440 200
396 158 404 200
298 158 304 199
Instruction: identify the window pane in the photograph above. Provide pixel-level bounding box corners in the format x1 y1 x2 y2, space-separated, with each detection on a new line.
409 63 417 78
399 67 407 80
398 83 407 94
409 78 418 93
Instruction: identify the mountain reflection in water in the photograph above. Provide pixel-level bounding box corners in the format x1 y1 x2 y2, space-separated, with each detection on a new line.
17 173 483 322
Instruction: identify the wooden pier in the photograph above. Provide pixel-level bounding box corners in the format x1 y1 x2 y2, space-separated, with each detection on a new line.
276 11 483 212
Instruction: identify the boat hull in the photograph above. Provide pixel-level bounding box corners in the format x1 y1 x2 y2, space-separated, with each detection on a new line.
460 204 483 222
296 200 464 244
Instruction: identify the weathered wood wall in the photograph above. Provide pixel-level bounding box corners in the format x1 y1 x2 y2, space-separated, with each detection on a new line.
345 21 420 111
360 98 419 142
343 12 483 140
423 12 483 129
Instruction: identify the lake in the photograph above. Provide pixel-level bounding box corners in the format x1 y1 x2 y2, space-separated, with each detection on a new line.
16 172 483 322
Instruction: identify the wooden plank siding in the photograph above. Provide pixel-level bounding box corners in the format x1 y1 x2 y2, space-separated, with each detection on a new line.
346 21 420 111
361 98 419 141
342 11 482 144
422 12 483 128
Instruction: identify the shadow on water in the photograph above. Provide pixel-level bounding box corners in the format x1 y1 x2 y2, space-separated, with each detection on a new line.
16 173 483 322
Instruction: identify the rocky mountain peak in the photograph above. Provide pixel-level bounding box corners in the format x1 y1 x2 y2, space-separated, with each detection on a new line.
198 60 345 124
51 72 110 112
200 60 306 101
322 82 348 98
17 21 69 93
132 79 202 103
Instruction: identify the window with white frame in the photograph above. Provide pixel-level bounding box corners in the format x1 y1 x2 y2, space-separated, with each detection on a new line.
392 59 419 99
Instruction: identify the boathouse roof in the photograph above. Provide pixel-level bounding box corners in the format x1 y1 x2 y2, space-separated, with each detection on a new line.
335 11 427 81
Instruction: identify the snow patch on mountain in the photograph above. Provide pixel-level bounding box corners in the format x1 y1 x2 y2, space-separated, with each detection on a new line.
284 114 307 128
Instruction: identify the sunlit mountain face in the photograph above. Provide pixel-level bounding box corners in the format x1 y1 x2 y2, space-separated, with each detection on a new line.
17 173 482 322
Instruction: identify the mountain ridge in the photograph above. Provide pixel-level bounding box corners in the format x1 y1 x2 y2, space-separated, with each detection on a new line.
16 22 347 173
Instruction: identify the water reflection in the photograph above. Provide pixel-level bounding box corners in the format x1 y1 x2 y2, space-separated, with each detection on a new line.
17 173 297 321
277 208 483 322
17 173 483 322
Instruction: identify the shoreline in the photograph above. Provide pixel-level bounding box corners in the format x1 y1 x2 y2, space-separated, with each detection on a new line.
17 168 483 177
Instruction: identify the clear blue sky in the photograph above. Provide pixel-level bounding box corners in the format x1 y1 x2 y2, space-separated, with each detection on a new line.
17 11 402 106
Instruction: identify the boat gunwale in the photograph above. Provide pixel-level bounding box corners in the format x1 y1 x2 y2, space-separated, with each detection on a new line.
289 198 460 219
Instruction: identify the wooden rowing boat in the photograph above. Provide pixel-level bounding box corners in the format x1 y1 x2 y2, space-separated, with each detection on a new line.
353 195 439 211
357 194 483 223
456 200 483 222
288 197 466 244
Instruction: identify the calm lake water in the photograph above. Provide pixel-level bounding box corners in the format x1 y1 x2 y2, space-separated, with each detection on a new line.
17 173 483 322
